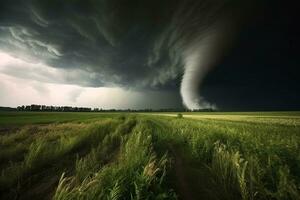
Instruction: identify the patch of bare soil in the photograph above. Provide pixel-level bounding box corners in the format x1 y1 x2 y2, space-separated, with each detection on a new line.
170 146 220 200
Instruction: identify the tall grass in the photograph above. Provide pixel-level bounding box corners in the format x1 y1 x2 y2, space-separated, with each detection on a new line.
0 119 120 194
155 116 300 199
54 119 176 200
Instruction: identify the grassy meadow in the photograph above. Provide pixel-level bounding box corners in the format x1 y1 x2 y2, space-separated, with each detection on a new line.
0 111 299 200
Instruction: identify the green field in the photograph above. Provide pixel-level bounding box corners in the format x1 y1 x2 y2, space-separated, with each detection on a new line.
0 112 299 200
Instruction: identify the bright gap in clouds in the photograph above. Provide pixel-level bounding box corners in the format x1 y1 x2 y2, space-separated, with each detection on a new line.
0 52 181 109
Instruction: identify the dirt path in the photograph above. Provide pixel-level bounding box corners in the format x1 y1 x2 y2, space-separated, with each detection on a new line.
169 145 219 200
171 147 195 200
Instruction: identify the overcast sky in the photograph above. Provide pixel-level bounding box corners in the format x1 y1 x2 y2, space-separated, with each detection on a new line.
0 52 181 109
0 0 299 110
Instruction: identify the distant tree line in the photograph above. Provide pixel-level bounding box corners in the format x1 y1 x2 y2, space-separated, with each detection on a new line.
16 105 92 112
12 104 216 112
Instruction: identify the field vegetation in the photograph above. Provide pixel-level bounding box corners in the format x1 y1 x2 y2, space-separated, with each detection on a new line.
0 111 299 200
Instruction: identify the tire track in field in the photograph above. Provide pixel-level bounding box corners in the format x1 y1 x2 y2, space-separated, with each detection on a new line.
170 146 195 200
169 144 221 200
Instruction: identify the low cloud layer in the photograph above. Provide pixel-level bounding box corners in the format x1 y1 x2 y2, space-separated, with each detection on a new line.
0 73 182 109
0 53 181 109
0 0 251 109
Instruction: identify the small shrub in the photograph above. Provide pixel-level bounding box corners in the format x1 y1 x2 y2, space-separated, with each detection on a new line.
176 113 183 119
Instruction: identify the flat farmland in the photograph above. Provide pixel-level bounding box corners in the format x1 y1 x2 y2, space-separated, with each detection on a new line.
0 111 299 200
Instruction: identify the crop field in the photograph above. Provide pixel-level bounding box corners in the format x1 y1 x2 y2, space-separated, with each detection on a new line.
0 111 299 200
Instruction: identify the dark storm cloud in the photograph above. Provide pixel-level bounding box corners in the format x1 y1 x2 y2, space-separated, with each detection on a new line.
201 2 300 111
0 0 177 87
0 0 259 109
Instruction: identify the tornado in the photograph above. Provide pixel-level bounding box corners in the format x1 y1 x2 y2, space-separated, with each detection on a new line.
180 21 235 110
